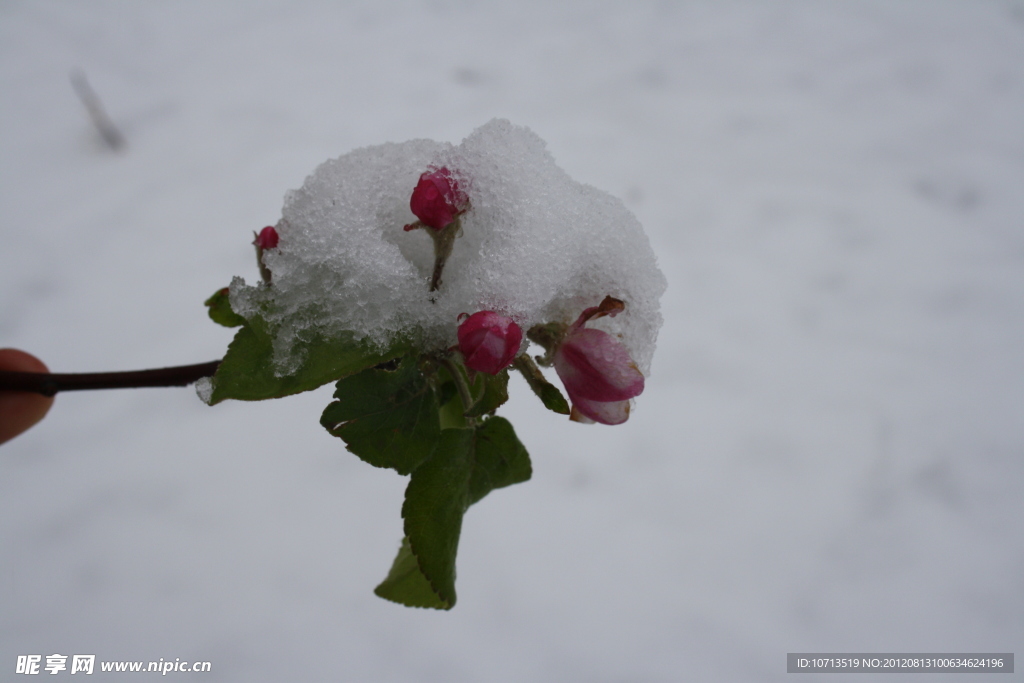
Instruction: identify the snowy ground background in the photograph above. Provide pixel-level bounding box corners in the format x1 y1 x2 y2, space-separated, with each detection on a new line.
2 1 1022 681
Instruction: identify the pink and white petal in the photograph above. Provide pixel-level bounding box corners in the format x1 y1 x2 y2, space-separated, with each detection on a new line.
554 328 644 402
570 395 631 425
568 405 595 424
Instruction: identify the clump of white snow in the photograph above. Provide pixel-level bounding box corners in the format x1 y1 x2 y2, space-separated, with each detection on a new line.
229 119 666 376
194 376 214 404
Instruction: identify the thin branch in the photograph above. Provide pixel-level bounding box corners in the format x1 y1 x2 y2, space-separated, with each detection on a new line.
70 69 126 151
0 361 221 397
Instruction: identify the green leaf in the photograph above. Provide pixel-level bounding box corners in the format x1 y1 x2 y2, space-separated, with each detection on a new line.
467 415 532 506
320 356 439 474
374 537 448 609
513 355 570 415
401 428 473 608
204 287 245 327
437 383 468 430
464 369 510 418
434 379 458 411
208 313 409 404
396 417 531 609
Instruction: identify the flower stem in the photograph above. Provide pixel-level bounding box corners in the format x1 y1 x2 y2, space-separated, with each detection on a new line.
428 217 461 292
434 355 477 426
0 361 221 397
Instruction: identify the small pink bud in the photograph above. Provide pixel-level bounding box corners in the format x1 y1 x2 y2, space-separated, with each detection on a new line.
410 168 468 231
457 311 523 375
553 297 644 425
254 226 279 250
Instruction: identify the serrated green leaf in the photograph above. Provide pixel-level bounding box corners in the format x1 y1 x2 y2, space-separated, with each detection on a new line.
534 380 570 414
399 417 531 609
513 355 570 415
401 428 473 608
208 313 409 404
464 369 510 418
374 536 448 609
467 416 532 506
204 287 246 327
320 356 439 474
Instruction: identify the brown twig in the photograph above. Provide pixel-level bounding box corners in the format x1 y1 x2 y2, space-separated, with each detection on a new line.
0 361 221 397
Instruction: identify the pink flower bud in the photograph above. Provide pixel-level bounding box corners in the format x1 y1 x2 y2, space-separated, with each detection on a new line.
254 226 279 249
410 168 468 230
457 311 523 375
553 297 644 425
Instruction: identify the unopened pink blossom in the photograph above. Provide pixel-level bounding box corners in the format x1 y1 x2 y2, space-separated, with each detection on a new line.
457 311 522 376
408 168 468 231
254 226 279 249
553 297 644 425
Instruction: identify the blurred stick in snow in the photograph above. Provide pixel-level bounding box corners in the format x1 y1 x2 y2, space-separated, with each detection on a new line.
0 361 220 397
70 70 125 150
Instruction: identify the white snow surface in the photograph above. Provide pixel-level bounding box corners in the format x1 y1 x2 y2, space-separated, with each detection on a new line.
231 119 665 376
2 2 1022 682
